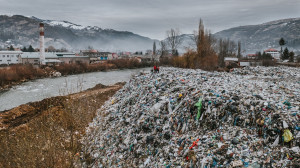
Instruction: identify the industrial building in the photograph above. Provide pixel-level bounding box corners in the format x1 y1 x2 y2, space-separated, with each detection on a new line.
20 52 90 65
0 51 22 65
80 50 117 62
264 48 280 60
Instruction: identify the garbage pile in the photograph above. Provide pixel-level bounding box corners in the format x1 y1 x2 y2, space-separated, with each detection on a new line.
81 66 300 167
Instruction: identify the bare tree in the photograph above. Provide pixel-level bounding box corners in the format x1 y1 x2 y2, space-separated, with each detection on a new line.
152 42 156 63
166 28 182 56
228 41 237 57
153 41 156 55
237 41 242 59
189 18 218 69
159 41 167 57
47 45 56 52
218 38 228 68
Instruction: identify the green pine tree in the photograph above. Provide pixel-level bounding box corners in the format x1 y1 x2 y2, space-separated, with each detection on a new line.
22 46 27 52
289 51 294 62
279 38 286 55
281 47 289 60
28 45 35 52
9 45 14 51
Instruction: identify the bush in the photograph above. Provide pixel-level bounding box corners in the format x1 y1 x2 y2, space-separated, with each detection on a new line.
0 60 151 89
262 59 276 66
162 49 218 71
0 65 48 88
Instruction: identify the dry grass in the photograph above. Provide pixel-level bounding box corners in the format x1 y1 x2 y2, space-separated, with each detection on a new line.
0 65 47 88
160 49 218 71
108 58 151 69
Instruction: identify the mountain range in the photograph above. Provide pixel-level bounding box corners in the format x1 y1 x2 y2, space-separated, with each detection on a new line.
0 15 299 54
0 15 156 52
214 18 300 54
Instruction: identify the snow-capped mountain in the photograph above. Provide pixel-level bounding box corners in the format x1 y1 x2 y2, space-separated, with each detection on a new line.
0 15 157 51
44 20 86 30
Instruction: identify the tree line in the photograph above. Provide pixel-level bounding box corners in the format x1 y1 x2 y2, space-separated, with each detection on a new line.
158 19 243 70
20 45 68 52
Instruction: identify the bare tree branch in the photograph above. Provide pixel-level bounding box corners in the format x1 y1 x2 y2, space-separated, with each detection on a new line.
166 28 182 56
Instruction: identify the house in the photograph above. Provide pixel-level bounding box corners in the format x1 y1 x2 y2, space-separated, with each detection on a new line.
239 61 250 67
239 60 263 67
246 54 258 59
99 52 113 60
112 53 118 59
20 52 90 65
264 48 280 60
0 51 22 65
224 57 239 66
80 50 115 62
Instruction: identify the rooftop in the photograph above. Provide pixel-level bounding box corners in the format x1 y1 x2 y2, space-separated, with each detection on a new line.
21 52 89 59
264 48 279 52
0 51 23 54
224 57 238 61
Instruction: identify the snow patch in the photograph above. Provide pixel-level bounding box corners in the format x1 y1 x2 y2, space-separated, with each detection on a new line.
47 21 86 30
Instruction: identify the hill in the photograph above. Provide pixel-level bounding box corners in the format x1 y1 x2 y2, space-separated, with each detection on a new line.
214 18 300 54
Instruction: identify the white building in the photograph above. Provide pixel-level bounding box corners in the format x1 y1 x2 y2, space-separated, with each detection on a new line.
224 57 239 67
264 48 280 60
0 51 22 65
20 52 90 65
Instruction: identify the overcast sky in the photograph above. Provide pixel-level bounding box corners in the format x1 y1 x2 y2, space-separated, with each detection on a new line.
0 0 299 40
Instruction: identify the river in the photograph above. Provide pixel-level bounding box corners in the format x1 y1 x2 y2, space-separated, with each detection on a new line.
0 68 150 111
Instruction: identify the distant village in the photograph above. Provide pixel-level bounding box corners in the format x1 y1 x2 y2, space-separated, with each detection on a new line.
1 45 298 68
0 49 160 66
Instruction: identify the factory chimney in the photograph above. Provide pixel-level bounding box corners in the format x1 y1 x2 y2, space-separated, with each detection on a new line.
39 23 45 65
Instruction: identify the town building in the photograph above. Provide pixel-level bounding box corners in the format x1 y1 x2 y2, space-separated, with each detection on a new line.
99 52 113 60
0 51 22 65
80 50 116 62
224 57 239 66
264 48 280 60
246 54 258 59
20 52 89 65
239 60 263 67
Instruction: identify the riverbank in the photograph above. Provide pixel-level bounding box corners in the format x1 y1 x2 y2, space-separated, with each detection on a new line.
0 59 151 91
0 82 125 167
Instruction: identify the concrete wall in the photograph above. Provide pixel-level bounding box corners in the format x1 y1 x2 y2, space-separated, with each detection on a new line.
58 57 90 64
20 57 90 65
20 58 40 65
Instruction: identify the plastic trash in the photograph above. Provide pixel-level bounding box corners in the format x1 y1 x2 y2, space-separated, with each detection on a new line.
283 129 293 142
195 98 202 121
80 66 300 167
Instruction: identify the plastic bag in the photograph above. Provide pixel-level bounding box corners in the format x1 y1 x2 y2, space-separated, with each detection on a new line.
195 98 202 121
283 129 293 142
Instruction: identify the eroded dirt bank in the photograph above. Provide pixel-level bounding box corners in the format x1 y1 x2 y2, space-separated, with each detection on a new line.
0 82 125 167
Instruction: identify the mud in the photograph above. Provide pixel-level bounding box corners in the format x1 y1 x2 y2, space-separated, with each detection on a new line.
0 82 125 130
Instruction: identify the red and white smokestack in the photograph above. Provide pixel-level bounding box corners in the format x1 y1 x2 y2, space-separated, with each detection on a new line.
39 23 45 65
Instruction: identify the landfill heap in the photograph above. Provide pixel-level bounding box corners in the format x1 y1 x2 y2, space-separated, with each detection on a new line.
81 66 300 168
